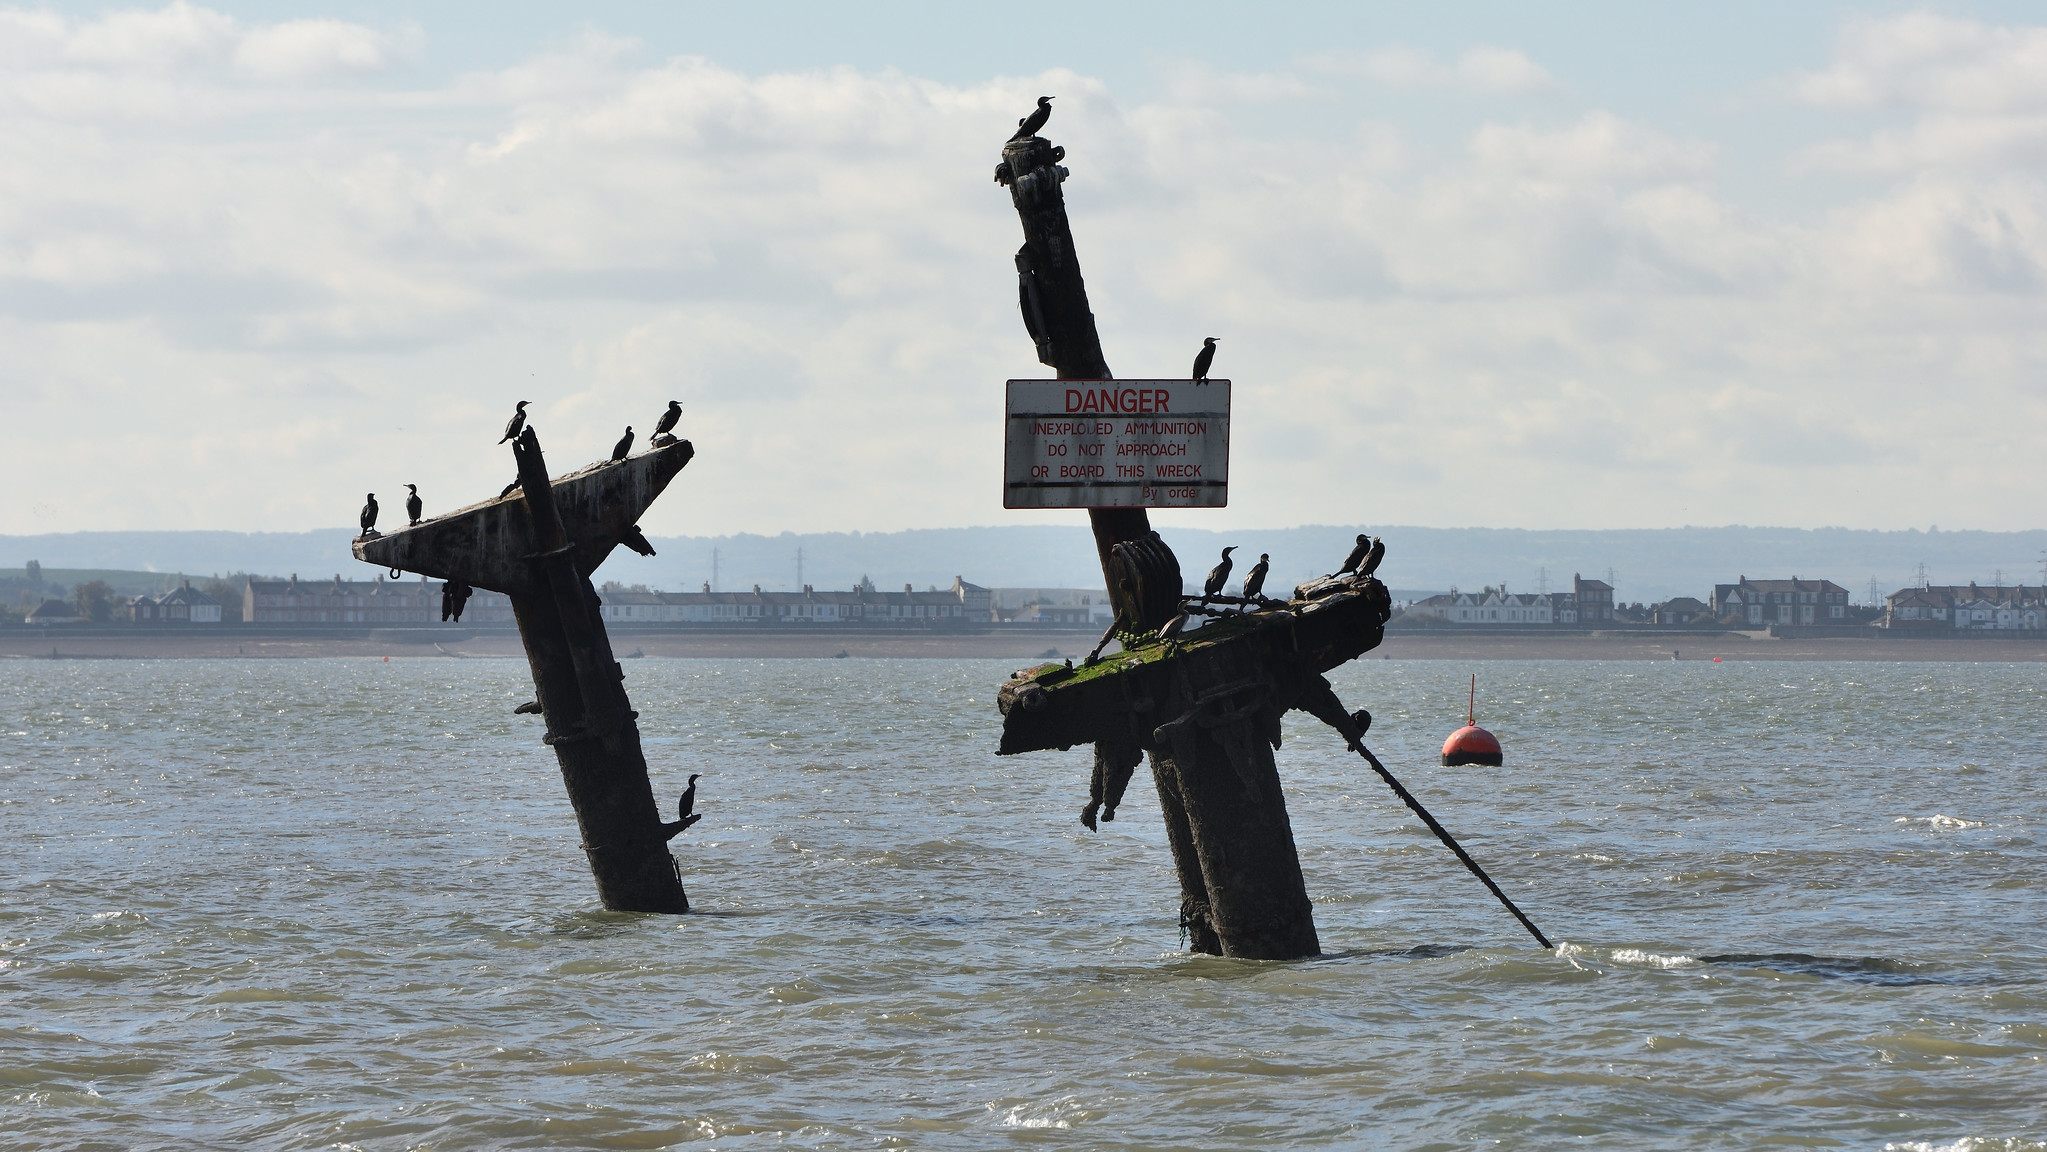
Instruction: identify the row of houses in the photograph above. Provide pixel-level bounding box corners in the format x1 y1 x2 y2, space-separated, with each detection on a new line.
24 580 228 624
1884 583 2047 630
1403 572 2047 632
239 573 516 624
598 577 990 624
1407 575 1857 628
1405 574 1617 625
130 581 224 623
21 568 2047 634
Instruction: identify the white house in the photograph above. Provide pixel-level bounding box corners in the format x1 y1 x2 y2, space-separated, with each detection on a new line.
1407 588 1552 625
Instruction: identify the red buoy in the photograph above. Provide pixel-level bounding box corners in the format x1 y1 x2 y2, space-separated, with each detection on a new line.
1441 674 1503 766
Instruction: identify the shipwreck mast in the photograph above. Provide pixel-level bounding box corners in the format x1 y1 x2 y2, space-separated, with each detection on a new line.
998 131 1323 958
354 430 697 913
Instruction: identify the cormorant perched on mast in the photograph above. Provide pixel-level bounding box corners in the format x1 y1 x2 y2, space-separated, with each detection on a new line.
662 774 702 840
1011 95 1053 140
1360 536 1386 577
1338 533 1371 574
498 400 529 444
404 484 422 526
1241 553 1270 601
1202 546 1235 602
1192 337 1219 384
621 526 657 557
358 493 379 538
610 426 634 463
652 400 682 443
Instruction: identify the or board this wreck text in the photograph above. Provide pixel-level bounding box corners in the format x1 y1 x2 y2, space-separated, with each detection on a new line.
1004 379 1230 509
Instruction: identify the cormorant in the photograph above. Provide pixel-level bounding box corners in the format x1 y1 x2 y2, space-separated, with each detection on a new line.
1011 95 1053 140
1338 533 1371 574
621 526 657 557
1192 337 1219 384
358 493 378 538
1202 547 1235 600
610 426 634 462
653 400 682 439
498 400 529 444
662 774 703 840
513 700 542 715
1360 536 1386 577
441 578 473 622
1241 553 1270 600
404 483 422 526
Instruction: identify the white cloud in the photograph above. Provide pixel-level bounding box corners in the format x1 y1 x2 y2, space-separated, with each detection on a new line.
1794 13 2047 113
1469 112 1714 183
0 2 408 82
233 18 413 80
1335 44 1556 95
0 5 2044 542
1795 13 2047 172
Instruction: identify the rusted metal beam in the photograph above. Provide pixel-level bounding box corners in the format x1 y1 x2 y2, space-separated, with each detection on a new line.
353 431 693 914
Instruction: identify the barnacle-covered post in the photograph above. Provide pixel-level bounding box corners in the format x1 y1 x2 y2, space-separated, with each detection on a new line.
353 430 696 913
996 128 1385 958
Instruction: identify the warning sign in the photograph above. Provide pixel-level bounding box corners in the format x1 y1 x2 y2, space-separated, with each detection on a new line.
1004 379 1230 509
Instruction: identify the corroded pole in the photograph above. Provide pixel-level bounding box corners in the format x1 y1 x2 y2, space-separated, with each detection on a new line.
998 130 1319 958
510 430 687 911
354 431 695 913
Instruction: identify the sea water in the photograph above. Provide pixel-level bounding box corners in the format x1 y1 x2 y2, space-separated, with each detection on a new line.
2 657 2044 1150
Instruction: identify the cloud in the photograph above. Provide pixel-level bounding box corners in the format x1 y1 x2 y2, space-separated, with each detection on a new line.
1793 13 2047 113
1329 45 1556 95
1469 112 1714 183
0 2 410 82
1794 13 2047 172
0 5 2044 544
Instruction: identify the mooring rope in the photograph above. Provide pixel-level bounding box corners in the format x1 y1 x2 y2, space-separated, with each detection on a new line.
1346 739 1553 949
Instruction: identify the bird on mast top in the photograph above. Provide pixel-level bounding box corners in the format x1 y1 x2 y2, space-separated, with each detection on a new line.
499 400 529 444
1192 337 1219 384
1011 96 1054 140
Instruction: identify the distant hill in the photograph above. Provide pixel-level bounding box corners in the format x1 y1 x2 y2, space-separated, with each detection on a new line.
4 525 2040 605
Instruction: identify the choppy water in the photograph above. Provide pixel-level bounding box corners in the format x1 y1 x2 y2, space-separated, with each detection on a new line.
3 656 2045 1150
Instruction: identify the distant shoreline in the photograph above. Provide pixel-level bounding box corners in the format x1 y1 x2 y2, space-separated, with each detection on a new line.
6 624 2047 662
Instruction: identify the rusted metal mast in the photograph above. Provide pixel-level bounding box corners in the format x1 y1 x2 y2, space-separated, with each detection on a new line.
354 431 696 913
998 130 1358 959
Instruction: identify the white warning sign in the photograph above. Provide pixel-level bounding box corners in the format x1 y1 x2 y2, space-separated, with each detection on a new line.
1003 379 1230 509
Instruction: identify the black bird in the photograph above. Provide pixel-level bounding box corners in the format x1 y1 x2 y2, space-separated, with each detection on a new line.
1241 553 1270 601
1192 337 1219 384
1338 533 1371 574
498 400 529 444
1202 547 1236 600
358 493 379 538
610 426 634 462
441 578 473 622
1011 95 1053 140
663 774 703 841
1360 536 1386 577
621 526 657 557
404 483 422 526
653 400 682 439
499 479 521 499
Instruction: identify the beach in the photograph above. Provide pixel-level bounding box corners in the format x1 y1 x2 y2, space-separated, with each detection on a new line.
8 624 2047 662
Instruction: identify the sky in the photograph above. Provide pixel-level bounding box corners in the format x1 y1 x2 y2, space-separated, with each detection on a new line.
2 1 2044 540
